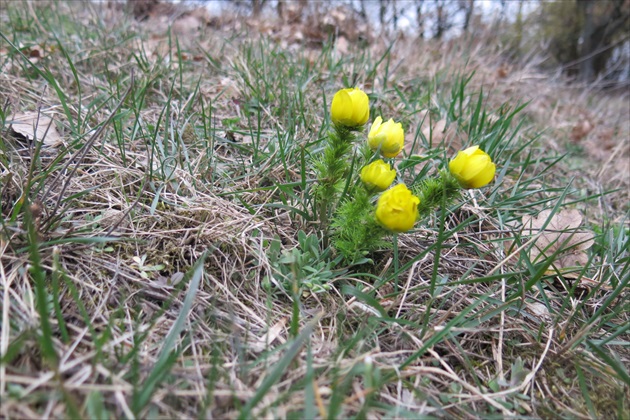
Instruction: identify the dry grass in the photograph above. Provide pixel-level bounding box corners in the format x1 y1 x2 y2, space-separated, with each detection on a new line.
1 1 628 418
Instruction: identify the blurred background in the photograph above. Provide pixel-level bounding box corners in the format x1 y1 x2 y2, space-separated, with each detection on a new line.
165 0 630 89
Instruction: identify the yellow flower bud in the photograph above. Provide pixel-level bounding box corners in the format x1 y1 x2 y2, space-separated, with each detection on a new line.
360 159 396 191
367 116 404 158
330 88 370 127
375 183 420 233
448 145 496 189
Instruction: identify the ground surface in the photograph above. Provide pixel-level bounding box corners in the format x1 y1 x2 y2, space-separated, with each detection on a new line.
1 2 629 419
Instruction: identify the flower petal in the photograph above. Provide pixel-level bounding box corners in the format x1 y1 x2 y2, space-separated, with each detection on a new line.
459 154 490 181
470 161 496 188
331 90 352 124
369 116 383 138
448 145 496 189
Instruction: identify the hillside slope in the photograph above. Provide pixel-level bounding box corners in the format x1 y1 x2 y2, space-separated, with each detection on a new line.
1 2 628 418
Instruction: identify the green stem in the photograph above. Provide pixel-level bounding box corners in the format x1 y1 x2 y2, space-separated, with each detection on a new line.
393 232 399 292
316 124 359 240
414 170 462 219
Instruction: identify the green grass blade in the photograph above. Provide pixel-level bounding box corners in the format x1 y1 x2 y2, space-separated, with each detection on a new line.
238 313 322 419
24 205 57 366
132 250 208 414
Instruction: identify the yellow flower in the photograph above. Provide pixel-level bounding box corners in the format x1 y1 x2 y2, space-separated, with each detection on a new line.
360 159 396 191
448 145 496 189
367 116 404 158
330 88 370 127
375 183 420 233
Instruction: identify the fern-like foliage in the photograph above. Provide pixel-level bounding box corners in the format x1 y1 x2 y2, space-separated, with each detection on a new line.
331 188 391 264
313 124 364 240
414 170 461 217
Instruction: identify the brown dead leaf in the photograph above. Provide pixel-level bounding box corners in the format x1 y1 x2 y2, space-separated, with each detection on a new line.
422 118 447 144
522 209 594 269
336 36 349 55
23 45 43 59
497 64 510 79
290 28 304 43
570 119 594 142
543 270 612 293
524 301 551 320
596 127 614 144
402 109 429 156
172 15 204 37
486 112 501 126
250 317 287 352
416 115 467 154
9 111 62 147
